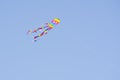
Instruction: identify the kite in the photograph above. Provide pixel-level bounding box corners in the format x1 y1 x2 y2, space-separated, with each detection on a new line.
27 18 60 41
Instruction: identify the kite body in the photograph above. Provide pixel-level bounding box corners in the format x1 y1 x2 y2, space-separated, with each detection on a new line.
27 18 60 41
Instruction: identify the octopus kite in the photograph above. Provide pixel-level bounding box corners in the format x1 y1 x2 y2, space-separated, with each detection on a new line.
27 18 60 41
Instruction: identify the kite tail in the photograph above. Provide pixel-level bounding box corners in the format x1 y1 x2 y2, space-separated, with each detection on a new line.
27 30 32 34
33 31 45 41
33 28 49 41
28 25 49 34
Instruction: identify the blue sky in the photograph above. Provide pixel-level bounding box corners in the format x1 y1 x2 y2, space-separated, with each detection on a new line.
0 0 120 80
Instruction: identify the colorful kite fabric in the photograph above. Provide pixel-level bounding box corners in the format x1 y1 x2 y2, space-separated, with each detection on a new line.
27 18 60 41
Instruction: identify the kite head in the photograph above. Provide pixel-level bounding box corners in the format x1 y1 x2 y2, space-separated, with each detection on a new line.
51 18 60 25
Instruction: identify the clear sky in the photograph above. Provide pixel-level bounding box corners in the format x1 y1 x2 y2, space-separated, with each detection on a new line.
0 0 120 80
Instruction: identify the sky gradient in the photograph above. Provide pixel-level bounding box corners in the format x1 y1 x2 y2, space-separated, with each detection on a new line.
0 0 120 80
